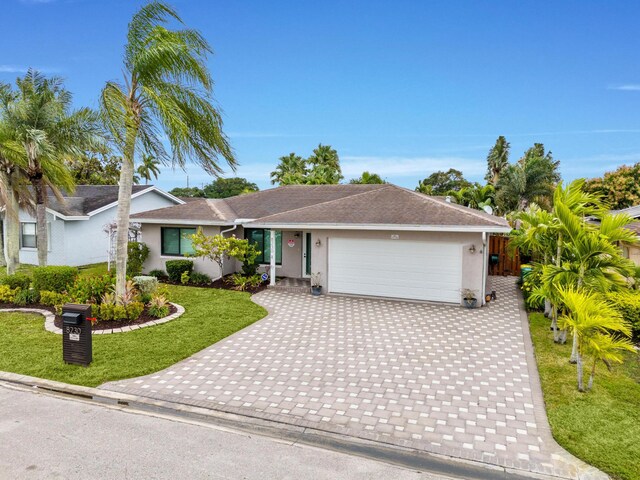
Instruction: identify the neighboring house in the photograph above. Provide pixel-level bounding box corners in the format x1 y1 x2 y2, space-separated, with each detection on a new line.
611 205 640 265
3 185 183 267
132 184 510 306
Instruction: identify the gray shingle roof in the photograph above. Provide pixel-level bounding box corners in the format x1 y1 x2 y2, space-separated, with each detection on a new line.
47 185 152 216
131 184 509 230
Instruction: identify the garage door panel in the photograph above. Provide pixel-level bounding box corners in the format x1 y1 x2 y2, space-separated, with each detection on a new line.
328 238 462 303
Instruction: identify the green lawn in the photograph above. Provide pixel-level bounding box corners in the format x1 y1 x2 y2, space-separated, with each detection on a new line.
0 262 109 278
530 312 640 480
0 285 266 387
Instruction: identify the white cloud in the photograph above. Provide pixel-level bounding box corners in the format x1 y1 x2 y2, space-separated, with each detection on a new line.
0 64 60 74
607 84 640 91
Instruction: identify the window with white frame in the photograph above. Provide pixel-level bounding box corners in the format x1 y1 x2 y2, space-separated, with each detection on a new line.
20 222 37 248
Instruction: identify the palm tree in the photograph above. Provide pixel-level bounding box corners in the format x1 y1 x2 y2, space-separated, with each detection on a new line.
307 144 342 183
1 70 101 266
0 108 33 273
349 171 385 184
495 144 560 213
584 333 635 391
485 136 510 186
100 2 236 297
557 287 631 391
136 154 161 184
270 153 306 185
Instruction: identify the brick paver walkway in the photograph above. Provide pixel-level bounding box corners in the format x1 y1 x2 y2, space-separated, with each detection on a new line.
102 277 601 479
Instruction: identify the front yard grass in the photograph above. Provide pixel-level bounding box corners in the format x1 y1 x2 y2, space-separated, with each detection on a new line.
530 312 640 480
0 285 266 388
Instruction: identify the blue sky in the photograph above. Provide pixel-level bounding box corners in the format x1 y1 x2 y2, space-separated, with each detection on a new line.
2 0 640 191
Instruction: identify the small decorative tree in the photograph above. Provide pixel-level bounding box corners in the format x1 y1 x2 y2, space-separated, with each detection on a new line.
189 229 259 276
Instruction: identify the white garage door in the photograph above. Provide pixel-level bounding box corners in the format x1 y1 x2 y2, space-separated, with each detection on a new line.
328 238 462 303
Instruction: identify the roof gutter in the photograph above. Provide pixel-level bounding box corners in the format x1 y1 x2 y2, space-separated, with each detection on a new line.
241 222 512 233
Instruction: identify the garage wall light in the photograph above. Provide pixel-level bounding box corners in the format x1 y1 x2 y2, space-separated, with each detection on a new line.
315 239 322 247
468 244 476 254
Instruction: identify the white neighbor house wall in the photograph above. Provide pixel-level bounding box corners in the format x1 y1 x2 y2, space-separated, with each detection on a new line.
13 190 177 266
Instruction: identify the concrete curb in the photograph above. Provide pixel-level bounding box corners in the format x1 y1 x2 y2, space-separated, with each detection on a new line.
0 371 574 480
514 284 609 480
0 303 185 335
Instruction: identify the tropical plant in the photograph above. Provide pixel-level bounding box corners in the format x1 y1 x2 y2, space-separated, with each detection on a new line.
495 143 560 213
485 136 510 186
148 294 170 318
1 70 102 266
307 144 342 184
584 162 640 210
557 287 633 391
136 154 161 184
189 230 259 274
584 333 635 391
270 152 307 185
100 1 236 298
349 171 386 184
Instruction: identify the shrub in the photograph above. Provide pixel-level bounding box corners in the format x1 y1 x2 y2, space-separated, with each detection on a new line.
148 269 168 280
148 294 169 318
133 276 158 297
32 266 78 293
14 288 39 306
166 259 193 282
606 290 640 341
0 273 31 290
189 271 211 285
40 290 67 307
127 241 150 277
0 285 20 303
125 301 145 321
67 274 114 304
228 273 262 291
180 271 190 285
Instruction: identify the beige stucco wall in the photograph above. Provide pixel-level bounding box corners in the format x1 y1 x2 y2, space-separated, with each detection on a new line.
140 224 224 278
623 243 640 266
308 229 486 305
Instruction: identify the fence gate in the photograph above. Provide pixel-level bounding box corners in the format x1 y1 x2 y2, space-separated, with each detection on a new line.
488 235 521 276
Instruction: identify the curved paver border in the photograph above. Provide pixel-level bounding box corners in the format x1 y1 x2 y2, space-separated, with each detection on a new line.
0 303 184 335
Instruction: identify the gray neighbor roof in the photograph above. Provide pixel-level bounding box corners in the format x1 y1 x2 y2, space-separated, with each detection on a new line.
47 185 153 217
131 184 510 231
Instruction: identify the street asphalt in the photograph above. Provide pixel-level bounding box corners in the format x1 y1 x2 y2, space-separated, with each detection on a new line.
0 382 454 480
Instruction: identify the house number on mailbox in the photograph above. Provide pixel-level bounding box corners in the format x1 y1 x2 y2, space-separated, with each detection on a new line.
66 326 81 341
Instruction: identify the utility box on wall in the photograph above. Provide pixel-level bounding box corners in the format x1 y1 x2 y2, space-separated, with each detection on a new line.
62 304 92 366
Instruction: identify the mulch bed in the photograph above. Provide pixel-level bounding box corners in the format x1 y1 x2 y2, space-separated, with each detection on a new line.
160 274 269 295
1 301 177 331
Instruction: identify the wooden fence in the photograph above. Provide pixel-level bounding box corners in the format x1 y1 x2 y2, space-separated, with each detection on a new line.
488 235 521 276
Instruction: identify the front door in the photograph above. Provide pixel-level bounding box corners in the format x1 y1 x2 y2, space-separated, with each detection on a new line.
302 231 312 278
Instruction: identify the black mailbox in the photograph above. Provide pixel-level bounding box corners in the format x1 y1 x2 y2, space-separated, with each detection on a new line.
489 254 500 265
62 304 92 366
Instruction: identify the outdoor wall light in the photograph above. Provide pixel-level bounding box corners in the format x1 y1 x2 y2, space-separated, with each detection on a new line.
315 239 322 247
468 244 476 254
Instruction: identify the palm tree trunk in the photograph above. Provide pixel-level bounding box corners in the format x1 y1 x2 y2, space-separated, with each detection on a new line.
0 222 5 268
569 331 579 364
576 350 585 392
587 360 596 391
32 174 48 266
114 149 135 299
0 171 20 274
552 306 561 343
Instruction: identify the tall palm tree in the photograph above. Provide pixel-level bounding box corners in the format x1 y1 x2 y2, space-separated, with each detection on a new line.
0 108 33 273
270 153 306 185
495 144 560 213
101 2 236 297
485 136 510 186
1 70 101 266
307 144 342 183
136 154 161 184
557 287 631 391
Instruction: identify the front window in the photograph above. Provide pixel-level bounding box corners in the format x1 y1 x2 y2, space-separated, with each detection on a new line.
20 222 37 248
245 228 282 264
161 227 196 256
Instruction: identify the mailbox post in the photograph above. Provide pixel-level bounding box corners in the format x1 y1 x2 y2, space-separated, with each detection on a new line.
62 304 93 366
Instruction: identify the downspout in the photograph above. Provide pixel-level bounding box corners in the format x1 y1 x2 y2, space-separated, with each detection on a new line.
481 231 488 306
218 223 238 280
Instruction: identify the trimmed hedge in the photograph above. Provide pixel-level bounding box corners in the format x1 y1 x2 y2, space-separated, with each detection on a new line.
32 266 78 293
165 260 193 283
0 273 31 290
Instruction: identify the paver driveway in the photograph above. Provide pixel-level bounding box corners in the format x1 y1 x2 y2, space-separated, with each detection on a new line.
102 277 596 479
